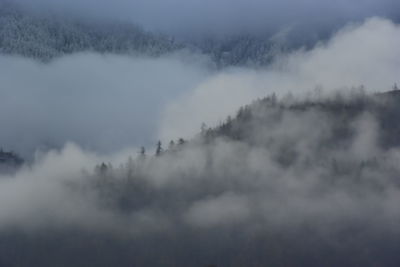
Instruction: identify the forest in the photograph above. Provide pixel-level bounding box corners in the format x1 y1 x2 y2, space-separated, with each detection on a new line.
1 0 400 266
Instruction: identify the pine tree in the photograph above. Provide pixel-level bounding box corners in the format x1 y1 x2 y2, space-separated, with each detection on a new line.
155 141 163 156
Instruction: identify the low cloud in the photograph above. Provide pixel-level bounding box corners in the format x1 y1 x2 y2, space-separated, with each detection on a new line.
0 97 397 233
0 52 210 157
1 92 400 265
0 18 398 159
158 17 400 141
185 192 251 227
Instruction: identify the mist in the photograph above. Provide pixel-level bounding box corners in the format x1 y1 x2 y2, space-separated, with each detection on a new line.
1 0 400 263
0 17 398 157
159 17 400 141
2 89 400 265
0 52 211 157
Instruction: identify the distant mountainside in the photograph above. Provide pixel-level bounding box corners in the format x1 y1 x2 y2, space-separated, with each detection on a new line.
0 1 181 60
1 1 399 67
0 0 315 66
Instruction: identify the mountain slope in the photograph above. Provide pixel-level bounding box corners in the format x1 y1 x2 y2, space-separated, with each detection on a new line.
0 1 180 60
0 1 311 65
2 89 400 267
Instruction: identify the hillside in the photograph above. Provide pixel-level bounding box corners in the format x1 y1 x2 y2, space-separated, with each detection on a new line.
0 0 313 66
0 0 180 60
210 88 400 149
2 89 400 266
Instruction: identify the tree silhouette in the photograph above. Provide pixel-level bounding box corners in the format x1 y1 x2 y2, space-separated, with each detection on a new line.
178 138 186 145
155 141 163 156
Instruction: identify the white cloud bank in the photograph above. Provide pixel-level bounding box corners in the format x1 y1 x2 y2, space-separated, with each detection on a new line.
158 17 400 141
0 53 210 156
0 17 398 157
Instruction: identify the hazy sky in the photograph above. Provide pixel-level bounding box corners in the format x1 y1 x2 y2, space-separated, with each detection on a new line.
17 0 400 36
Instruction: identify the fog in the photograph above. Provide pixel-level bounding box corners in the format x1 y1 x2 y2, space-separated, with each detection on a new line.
1 2 400 262
0 17 398 157
15 0 400 36
2 90 400 265
0 52 211 157
159 17 400 140
0 94 398 233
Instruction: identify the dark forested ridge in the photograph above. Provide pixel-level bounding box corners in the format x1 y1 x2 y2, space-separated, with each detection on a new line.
210 88 400 148
2 89 400 266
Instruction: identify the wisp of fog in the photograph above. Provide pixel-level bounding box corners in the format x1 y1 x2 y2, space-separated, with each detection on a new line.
0 18 398 155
